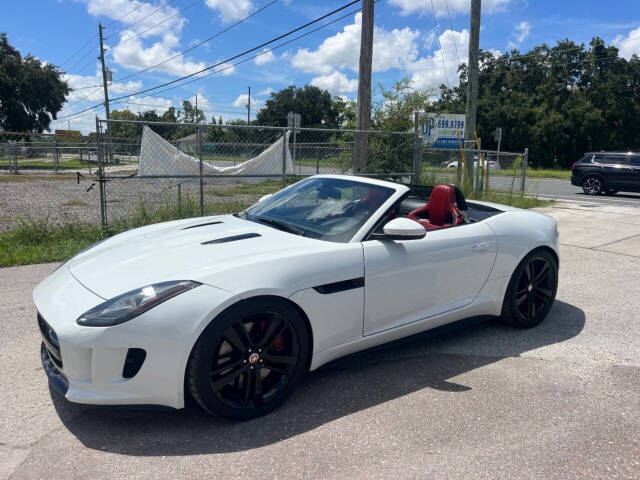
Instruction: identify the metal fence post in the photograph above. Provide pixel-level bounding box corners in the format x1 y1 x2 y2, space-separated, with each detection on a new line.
282 130 287 188
96 117 107 229
412 133 423 184
521 147 528 193
485 149 491 193
12 142 18 174
198 124 204 217
53 137 59 175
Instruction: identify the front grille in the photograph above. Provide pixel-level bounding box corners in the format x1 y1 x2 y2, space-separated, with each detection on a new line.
37 313 63 369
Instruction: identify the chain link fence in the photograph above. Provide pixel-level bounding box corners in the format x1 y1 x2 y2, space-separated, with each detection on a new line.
0 131 99 174
420 146 529 195
94 118 419 229
0 120 529 232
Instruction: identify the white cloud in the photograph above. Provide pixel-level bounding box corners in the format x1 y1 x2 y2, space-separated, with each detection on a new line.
259 87 274 96
389 0 510 17
83 0 210 79
291 13 419 75
232 94 264 109
254 49 275 66
64 70 143 102
311 71 358 95
407 29 469 91
217 62 236 75
85 0 185 36
123 96 174 114
205 0 252 22
514 21 531 43
613 26 640 59
112 32 208 77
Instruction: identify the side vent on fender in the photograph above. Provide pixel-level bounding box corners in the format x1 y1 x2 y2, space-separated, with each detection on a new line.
201 233 261 245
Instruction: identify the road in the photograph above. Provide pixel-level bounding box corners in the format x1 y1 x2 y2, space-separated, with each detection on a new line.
1 200 639 479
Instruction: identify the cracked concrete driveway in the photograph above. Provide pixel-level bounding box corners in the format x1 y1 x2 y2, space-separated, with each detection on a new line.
1 199 639 479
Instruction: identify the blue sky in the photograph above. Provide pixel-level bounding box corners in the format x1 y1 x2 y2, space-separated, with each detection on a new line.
2 0 639 132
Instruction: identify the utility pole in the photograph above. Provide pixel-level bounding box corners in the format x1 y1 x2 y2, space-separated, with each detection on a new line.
354 0 374 174
247 86 251 124
464 0 481 188
98 23 112 162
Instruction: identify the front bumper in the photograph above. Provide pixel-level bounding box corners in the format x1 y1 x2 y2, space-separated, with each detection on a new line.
34 265 236 409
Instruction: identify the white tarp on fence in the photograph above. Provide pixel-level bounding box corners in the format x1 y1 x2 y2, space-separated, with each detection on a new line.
138 125 294 183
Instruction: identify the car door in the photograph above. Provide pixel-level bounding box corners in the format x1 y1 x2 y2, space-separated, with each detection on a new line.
362 222 497 336
628 156 640 193
596 154 631 189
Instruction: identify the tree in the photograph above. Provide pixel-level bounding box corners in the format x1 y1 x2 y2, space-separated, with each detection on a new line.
367 79 434 172
109 109 137 138
255 85 343 128
435 38 640 167
0 33 70 132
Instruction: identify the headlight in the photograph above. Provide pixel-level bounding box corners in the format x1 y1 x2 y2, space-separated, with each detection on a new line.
77 280 201 327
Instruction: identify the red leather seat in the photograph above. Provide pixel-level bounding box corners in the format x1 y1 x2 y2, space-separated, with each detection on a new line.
408 185 463 231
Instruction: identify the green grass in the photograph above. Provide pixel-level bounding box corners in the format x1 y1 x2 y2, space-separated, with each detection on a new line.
0 195 251 267
61 200 88 207
519 168 571 179
0 157 88 169
0 218 106 267
0 174 77 183
206 180 294 197
472 191 553 209
423 165 571 179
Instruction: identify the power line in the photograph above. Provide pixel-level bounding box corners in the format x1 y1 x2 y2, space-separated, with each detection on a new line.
60 0 362 119
103 1 148 28
65 45 97 74
59 34 97 68
109 5 364 108
104 0 183 40
443 0 461 66
429 0 449 88
116 0 279 82
115 0 203 45
108 0 359 102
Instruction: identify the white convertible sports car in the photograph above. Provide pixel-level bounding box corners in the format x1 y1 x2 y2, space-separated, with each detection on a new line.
34 175 559 419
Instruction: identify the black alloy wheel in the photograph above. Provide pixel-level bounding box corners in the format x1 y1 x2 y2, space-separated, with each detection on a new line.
187 298 309 419
502 250 558 328
582 175 603 195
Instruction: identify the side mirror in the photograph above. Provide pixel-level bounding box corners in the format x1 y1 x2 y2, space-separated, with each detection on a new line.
258 193 273 203
377 218 426 240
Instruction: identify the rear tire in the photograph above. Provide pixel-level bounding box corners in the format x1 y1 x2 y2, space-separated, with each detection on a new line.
187 297 310 420
582 175 603 195
501 249 558 328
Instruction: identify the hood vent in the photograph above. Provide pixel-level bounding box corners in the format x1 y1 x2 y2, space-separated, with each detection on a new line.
201 233 261 245
182 220 223 230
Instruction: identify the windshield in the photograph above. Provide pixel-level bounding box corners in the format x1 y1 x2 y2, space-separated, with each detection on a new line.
243 177 395 242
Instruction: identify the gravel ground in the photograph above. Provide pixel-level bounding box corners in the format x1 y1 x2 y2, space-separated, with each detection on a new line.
0 173 274 231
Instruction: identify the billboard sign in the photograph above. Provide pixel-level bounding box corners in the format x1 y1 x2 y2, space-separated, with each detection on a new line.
419 113 465 148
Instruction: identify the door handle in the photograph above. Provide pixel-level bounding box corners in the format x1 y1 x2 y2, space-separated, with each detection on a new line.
472 242 490 251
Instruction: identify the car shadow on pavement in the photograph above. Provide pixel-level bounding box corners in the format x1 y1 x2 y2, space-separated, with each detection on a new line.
51 300 584 456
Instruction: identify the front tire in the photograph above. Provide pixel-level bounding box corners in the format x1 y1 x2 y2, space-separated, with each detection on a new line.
582 175 603 195
501 249 558 328
187 297 310 420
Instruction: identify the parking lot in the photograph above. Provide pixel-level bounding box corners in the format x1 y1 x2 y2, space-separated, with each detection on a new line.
1 196 639 479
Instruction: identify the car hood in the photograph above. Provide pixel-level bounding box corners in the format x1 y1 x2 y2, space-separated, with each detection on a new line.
68 215 327 299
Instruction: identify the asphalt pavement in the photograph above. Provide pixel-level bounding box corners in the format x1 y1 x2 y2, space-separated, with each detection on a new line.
1 198 639 479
